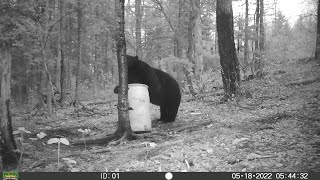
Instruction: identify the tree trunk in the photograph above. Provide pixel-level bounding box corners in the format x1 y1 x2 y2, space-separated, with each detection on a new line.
243 0 249 78
256 0 265 77
216 0 241 98
43 0 53 114
253 0 259 77
182 65 196 96
135 0 143 59
156 5 162 65
274 0 278 22
93 35 98 101
173 0 182 58
255 0 259 52
114 0 135 140
193 0 203 80
43 49 53 114
315 0 320 63
185 0 197 97
254 0 263 77
56 14 61 93
176 0 183 58
237 27 240 53
37 63 45 110
93 7 100 101
174 0 184 91
74 0 82 106
0 42 19 170
187 0 195 72
214 33 217 54
67 8 72 91
104 32 112 85
59 0 67 106
259 0 265 51
67 55 71 91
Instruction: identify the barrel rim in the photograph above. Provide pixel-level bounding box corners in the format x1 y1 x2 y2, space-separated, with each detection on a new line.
128 83 149 88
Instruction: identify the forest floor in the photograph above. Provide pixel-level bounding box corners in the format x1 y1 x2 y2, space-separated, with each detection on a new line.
11 57 320 172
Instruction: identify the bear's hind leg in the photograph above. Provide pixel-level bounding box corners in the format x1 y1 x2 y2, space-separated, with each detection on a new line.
158 103 179 123
157 105 169 122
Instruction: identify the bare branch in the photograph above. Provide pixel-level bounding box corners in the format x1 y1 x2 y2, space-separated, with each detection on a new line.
152 0 175 32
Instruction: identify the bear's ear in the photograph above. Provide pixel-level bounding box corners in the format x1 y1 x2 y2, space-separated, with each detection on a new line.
134 56 139 60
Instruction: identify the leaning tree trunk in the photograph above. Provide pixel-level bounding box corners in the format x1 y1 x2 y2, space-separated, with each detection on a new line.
216 0 241 99
315 0 320 63
0 42 19 170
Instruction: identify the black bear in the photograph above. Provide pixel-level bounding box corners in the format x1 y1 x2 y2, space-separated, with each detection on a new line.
114 55 181 123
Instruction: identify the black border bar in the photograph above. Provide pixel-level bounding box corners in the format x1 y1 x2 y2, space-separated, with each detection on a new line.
1 172 319 180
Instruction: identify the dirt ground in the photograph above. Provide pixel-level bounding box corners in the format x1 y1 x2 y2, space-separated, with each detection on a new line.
11 58 320 172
